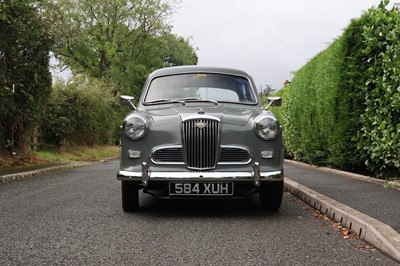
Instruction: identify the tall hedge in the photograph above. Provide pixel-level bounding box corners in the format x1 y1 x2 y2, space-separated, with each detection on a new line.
353 0 400 177
40 77 119 148
282 38 351 167
282 0 399 178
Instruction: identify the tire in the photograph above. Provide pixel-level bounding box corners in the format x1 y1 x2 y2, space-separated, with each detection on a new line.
121 181 139 212
259 181 283 211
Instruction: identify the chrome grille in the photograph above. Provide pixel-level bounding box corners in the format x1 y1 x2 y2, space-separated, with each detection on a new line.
153 147 183 162
182 118 220 170
152 146 250 164
219 147 251 163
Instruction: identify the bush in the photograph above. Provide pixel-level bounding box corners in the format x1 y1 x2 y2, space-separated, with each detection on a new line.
352 1 400 177
282 37 349 167
41 76 119 148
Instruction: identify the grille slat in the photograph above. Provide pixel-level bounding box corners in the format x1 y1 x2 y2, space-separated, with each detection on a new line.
183 118 219 170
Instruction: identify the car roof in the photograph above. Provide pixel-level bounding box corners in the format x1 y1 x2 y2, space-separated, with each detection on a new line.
148 65 253 79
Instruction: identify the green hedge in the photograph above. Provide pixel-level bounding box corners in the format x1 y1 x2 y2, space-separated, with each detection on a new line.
354 1 400 177
270 86 288 123
282 38 349 166
41 77 120 147
282 0 399 178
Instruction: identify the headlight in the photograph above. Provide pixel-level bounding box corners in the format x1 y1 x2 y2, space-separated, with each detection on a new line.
123 115 148 140
255 116 279 140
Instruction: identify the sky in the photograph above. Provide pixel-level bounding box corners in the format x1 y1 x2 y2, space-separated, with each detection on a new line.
169 0 396 91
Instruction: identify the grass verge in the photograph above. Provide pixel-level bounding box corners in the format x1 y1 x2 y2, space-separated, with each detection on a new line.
0 145 119 175
36 145 119 163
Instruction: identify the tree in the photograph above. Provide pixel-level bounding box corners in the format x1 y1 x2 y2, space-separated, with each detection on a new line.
161 34 198 67
49 0 198 97
259 84 274 97
115 32 198 97
0 0 52 152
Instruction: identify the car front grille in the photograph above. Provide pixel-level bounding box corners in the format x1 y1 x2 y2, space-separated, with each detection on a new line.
152 146 251 166
182 118 220 170
153 147 183 162
219 147 251 163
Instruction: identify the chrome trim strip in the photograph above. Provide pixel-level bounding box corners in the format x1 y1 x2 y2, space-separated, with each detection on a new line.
217 162 251 165
152 145 182 152
151 161 186 165
181 114 221 122
118 170 283 179
151 161 185 165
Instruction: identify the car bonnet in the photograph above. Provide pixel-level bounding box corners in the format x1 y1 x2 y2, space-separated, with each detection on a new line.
145 105 260 126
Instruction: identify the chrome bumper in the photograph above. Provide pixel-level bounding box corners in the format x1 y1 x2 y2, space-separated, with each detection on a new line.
117 162 283 187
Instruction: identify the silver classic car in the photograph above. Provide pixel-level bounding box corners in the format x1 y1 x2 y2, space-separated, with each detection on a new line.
117 66 284 212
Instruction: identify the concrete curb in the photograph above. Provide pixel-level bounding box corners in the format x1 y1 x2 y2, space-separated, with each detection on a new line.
0 162 92 184
0 156 119 184
284 177 400 264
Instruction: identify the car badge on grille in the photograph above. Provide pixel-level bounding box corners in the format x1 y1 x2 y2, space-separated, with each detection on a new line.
195 122 207 129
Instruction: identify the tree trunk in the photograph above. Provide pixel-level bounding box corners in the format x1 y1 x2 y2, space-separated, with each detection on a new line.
6 119 15 153
15 119 25 151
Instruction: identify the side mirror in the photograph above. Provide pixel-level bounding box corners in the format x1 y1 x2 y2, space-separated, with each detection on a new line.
265 96 282 109
120 95 136 110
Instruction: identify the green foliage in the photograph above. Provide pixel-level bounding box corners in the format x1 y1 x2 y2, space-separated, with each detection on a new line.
270 85 289 125
282 38 348 166
353 2 400 177
41 76 119 147
0 0 199 155
0 0 52 152
259 84 274 107
49 0 198 98
116 32 198 98
282 0 400 178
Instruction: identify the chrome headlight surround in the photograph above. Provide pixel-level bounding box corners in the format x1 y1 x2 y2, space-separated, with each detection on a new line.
123 115 148 140
255 116 279 140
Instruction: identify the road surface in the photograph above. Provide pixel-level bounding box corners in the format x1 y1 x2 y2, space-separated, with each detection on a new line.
0 160 396 265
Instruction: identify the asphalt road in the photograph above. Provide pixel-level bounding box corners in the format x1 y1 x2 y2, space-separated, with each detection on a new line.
0 160 397 265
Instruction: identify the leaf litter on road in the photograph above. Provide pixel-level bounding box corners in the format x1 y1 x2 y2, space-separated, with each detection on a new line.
293 195 380 254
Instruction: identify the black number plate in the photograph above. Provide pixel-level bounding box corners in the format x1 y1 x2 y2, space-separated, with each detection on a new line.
169 182 234 196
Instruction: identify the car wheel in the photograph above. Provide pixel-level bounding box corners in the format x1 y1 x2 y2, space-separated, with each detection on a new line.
259 181 283 211
121 181 139 212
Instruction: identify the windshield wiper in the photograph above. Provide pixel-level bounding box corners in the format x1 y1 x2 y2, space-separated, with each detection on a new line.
146 97 218 105
175 97 218 105
146 98 185 104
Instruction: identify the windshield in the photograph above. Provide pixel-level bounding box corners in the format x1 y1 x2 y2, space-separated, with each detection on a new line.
144 73 257 104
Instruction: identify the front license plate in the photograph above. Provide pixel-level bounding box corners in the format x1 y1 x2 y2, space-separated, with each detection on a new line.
169 182 234 196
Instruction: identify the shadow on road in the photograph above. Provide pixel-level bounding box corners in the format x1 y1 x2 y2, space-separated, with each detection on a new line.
125 192 286 219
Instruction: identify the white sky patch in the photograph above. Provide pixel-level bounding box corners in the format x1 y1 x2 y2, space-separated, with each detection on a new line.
170 0 397 90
